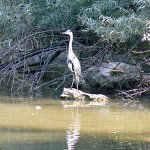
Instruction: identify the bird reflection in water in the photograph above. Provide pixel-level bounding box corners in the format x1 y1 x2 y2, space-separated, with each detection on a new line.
66 108 81 150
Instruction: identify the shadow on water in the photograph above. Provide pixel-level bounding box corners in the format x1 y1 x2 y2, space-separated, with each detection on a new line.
0 92 150 150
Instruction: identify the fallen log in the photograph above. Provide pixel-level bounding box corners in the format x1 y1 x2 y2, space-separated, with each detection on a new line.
60 88 109 105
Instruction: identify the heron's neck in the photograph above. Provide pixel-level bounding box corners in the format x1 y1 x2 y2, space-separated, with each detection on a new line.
68 34 73 54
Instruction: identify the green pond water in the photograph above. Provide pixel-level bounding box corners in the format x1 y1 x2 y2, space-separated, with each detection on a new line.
0 93 150 150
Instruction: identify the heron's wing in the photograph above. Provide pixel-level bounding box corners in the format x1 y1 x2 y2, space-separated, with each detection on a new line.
71 57 82 83
67 54 82 84
67 59 74 72
72 57 81 74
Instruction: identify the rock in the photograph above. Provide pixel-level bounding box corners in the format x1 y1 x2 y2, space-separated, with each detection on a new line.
85 62 140 89
43 63 65 81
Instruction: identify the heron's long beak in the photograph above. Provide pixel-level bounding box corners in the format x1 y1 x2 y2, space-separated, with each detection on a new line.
62 31 66 35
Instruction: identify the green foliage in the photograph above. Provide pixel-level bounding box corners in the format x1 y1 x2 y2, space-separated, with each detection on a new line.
0 0 32 46
0 0 93 46
79 0 149 42
0 0 149 46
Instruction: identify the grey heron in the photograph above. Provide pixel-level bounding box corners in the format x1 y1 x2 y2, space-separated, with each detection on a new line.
62 30 81 90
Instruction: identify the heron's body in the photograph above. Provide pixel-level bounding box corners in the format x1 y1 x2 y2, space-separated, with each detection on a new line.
62 30 81 89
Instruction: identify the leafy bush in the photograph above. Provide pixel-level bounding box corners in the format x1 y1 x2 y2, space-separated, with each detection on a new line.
0 0 149 46
79 0 149 42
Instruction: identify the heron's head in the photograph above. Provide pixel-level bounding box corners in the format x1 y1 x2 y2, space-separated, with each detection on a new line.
62 30 73 36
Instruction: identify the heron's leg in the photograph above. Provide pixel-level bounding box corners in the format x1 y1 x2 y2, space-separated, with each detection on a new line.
76 83 78 91
71 78 75 89
71 75 75 89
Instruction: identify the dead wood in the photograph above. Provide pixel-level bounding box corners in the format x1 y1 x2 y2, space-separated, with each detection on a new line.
60 88 109 105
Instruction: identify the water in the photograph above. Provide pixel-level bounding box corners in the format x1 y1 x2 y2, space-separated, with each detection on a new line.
0 95 150 150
